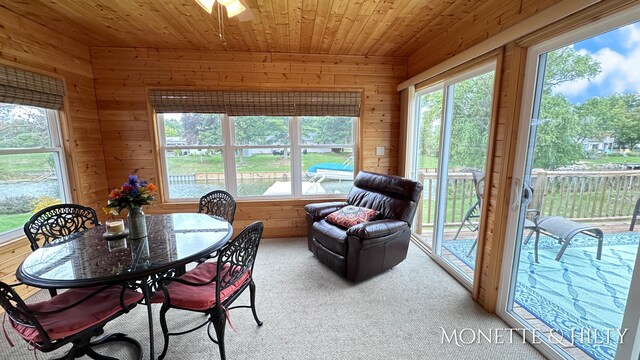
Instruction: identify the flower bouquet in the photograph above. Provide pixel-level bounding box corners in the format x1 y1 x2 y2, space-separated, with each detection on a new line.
104 175 157 239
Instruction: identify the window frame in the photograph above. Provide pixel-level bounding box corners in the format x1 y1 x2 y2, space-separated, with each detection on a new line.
157 113 359 202
0 108 71 243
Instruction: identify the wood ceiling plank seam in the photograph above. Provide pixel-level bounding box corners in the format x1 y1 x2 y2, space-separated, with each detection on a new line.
0 4 96 61
235 0 264 52
367 0 427 56
360 0 417 56
347 0 394 55
319 0 350 53
414 0 518 60
309 0 334 53
288 0 303 53
380 0 461 56
271 0 291 52
395 0 477 55
94 0 173 48
335 0 382 55
299 0 319 53
141 0 214 49
255 0 280 53
173 0 228 49
327 0 366 55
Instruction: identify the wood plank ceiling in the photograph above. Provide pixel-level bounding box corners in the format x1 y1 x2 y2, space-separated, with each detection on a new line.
0 0 523 56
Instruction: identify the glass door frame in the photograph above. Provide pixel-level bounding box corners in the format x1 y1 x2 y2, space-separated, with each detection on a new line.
410 60 497 289
496 6 640 359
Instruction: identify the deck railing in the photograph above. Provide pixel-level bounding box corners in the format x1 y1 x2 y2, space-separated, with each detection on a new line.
417 169 640 230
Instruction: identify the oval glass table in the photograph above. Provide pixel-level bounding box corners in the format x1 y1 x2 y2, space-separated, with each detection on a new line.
16 213 233 359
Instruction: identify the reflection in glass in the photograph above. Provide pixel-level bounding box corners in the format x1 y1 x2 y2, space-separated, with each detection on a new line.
165 150 225 199
0 153 64 234
301 148 353 195
301 116 354 145
236 148 291 196
163 113 222 146
0 104 51 149
414 89 444 248
233 116 289 146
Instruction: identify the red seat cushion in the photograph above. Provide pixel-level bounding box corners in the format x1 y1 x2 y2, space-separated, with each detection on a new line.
325 205 377 229
10 286 143 343
151 262 251 311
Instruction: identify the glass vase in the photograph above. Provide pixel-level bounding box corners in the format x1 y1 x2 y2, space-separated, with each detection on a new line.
127 206 147 239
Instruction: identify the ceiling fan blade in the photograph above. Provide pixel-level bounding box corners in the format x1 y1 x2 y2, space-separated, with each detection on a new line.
236 0 255 21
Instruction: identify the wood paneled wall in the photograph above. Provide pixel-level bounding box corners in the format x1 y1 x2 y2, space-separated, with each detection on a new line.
0 7 108 297
409 0 637 312
407 0 561 77
90 48 407 238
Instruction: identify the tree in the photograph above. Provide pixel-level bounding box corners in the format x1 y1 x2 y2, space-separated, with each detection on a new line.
301 116 353 146
532 46 601 169
0 104 49 148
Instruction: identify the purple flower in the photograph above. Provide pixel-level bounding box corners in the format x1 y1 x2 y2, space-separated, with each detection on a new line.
140 180 148 187
128 175 139 187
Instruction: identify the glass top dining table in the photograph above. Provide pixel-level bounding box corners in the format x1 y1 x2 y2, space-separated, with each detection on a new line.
16 213 233 359
16 213 233 288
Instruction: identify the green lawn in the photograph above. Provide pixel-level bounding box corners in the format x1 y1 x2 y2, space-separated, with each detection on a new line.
167 152 351 173
581 155 640 166
0 213 31 234
0 153 53 179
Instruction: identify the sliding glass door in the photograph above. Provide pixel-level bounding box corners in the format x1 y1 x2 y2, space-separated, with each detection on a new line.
500 10 640 360
410 63 496 284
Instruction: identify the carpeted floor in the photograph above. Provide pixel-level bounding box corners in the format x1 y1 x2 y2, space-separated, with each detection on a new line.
443 232 640 360
2 238 544 360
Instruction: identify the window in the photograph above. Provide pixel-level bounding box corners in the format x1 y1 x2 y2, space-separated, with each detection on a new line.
158 114 357 200
0 103 70 240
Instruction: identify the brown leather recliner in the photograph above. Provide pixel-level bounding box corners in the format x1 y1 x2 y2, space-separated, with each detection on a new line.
304 171 423 282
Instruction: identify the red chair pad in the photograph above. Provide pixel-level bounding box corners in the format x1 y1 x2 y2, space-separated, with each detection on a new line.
151 262 251 311
10 286 142 343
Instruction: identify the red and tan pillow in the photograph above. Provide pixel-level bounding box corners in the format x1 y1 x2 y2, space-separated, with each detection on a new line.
325 205 378 229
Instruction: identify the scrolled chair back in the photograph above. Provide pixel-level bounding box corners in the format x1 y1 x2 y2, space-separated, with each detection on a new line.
23 204 99 251
198 190 237 224
215 221 263 304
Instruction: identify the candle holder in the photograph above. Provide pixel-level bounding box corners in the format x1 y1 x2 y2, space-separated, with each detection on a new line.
103 219 129 240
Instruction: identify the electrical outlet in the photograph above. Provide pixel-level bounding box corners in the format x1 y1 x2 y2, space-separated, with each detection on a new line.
376 146 385 156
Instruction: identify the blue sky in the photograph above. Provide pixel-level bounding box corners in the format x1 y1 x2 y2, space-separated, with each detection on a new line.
553 21 640 104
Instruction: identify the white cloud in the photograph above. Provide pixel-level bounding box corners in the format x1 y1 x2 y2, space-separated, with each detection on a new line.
554 24 640 99
621 23 640 49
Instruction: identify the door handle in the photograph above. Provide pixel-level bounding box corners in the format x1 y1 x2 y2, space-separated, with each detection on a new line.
511 178 522 211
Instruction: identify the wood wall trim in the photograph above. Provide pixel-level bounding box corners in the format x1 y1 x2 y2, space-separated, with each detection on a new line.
472 48 504 303
91 48 406 238
400 0 599 90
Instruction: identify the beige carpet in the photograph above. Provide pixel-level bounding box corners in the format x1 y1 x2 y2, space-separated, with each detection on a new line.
1 238 545 360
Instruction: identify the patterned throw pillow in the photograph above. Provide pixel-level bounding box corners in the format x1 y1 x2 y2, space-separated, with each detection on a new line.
325 205 378 229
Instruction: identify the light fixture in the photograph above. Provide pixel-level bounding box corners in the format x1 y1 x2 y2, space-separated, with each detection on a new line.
195 0 215 13
195 0 250 45
224 1 246 18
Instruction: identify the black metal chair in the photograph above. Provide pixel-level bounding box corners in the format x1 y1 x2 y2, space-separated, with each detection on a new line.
450 171 484 256
0 282 142 360
151 222 264 360
198 190 237 224
631 196 640 231
23 204 100 297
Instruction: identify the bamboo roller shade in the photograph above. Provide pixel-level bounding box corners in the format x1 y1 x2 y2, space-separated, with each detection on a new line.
0 65 65 109
149 90 361 117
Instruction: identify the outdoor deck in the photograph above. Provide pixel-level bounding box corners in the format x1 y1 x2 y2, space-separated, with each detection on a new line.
421 219 637 360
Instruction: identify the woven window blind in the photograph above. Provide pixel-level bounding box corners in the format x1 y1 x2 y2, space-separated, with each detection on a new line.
0 65 65 109
149 90 361 117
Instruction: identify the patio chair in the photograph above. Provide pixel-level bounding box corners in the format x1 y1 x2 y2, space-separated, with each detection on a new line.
0 282 143 360
151 221 264 360
198 190 237 224
529 216 604 263
450 171 483 257
23 203 100 297
631 196 640 231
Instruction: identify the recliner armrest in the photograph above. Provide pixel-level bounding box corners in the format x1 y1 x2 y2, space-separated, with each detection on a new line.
346 219 408 239
304 202 348 221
